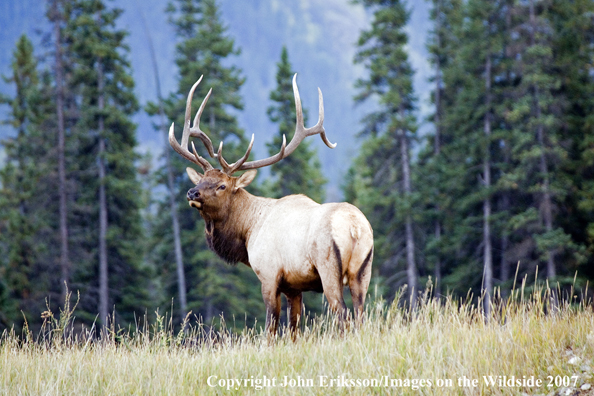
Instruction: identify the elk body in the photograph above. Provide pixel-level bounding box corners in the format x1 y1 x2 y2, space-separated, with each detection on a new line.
169 75 373 335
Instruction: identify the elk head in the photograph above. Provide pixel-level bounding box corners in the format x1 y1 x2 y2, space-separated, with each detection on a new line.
185 168 256 220
169 74 336 209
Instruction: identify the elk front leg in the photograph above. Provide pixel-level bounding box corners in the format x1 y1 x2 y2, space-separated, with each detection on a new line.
262 284 281 338
287 292 303 339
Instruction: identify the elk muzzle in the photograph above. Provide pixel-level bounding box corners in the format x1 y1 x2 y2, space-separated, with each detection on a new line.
187 188 202 209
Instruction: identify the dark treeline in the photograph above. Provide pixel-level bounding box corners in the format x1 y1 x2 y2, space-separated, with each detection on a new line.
1 0 593 333
347 0 594 310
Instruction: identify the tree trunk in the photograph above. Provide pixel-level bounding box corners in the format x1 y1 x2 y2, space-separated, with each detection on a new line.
500 193 510 297
97 59 109 327
529 0 555 280
167 135 188 321
167 143 188 321
483 53 493 318
204 261 214 323
538 120 555 279
139 8 187 322
52 0 70 301
399 108 416 307
433 0 442 296
500 4 512 298
203 109 217 322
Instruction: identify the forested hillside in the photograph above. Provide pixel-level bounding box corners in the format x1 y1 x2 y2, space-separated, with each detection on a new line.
1 0 593 334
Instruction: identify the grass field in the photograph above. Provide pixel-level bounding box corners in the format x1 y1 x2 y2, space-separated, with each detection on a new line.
1 282 593 395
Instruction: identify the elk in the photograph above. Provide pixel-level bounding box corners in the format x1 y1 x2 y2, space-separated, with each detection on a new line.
169 74 373 336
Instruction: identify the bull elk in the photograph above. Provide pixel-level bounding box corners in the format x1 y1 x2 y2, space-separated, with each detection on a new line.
169 74 374 336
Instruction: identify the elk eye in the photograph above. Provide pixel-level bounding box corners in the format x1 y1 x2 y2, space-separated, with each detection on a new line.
217 184 226 191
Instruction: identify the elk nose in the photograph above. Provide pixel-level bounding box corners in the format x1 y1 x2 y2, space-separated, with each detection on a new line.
187 188 200 201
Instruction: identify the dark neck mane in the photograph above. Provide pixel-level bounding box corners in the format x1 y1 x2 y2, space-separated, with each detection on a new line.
202 189 272 266
204 218 249 265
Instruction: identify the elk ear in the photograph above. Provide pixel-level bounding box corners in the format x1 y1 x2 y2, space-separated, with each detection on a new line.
234 169 257 191
186 167 204 185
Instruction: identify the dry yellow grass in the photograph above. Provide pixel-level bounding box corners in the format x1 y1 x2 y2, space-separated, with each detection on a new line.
1 284 593 395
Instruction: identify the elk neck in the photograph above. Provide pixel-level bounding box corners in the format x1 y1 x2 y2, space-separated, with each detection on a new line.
202 187 275 266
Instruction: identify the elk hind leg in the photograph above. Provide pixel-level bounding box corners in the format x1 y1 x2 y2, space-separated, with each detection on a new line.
319 242 348 324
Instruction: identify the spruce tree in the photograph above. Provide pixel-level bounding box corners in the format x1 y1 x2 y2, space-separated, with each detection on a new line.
350 0 419 304
140 3 188 323
428 0 512 308
265 46 326 203
48 0 72 302
151 0 263 328
0 35 47 329
64 0 150 325
0 32 71 331
504 0 577 288
551 0 594 283
466 0 502 316
421 0 463 295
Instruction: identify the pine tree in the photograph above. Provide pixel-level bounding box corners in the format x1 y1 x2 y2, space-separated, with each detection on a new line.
64 0 150 325
466 0 502 316
413 0 518 306
436 0 510 308
504 0 577 288
419 0 594 301
350 0 419 304
151 0 263 328
421 0 463 296
139 4 188 323
48 0 72 302
265 46 326 203
0 35 47 329
551 0 594 283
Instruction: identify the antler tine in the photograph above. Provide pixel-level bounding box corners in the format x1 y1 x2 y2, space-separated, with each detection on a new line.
189 87 217 158
169 122 214 172
169 76 223 172
235 74 332 172
217 134 255 174
191 141 214 171
285 73 336 157
315 87 336 149
180 76 202 150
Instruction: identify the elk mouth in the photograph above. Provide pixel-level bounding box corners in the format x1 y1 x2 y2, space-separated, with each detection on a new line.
188 200 202 210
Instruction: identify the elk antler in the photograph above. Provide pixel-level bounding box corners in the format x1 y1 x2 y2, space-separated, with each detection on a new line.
169 75 215 172
169 74 336 174
169 75 254 174
235 74 336 171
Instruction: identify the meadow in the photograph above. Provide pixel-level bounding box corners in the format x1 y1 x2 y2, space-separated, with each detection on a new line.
1 281 593 395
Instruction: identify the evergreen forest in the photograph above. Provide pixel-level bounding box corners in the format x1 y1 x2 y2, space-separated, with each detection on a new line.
1 0 594 333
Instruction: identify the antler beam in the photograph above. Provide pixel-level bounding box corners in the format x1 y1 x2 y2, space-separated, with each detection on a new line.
236 74 335 171
169 74 335 175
